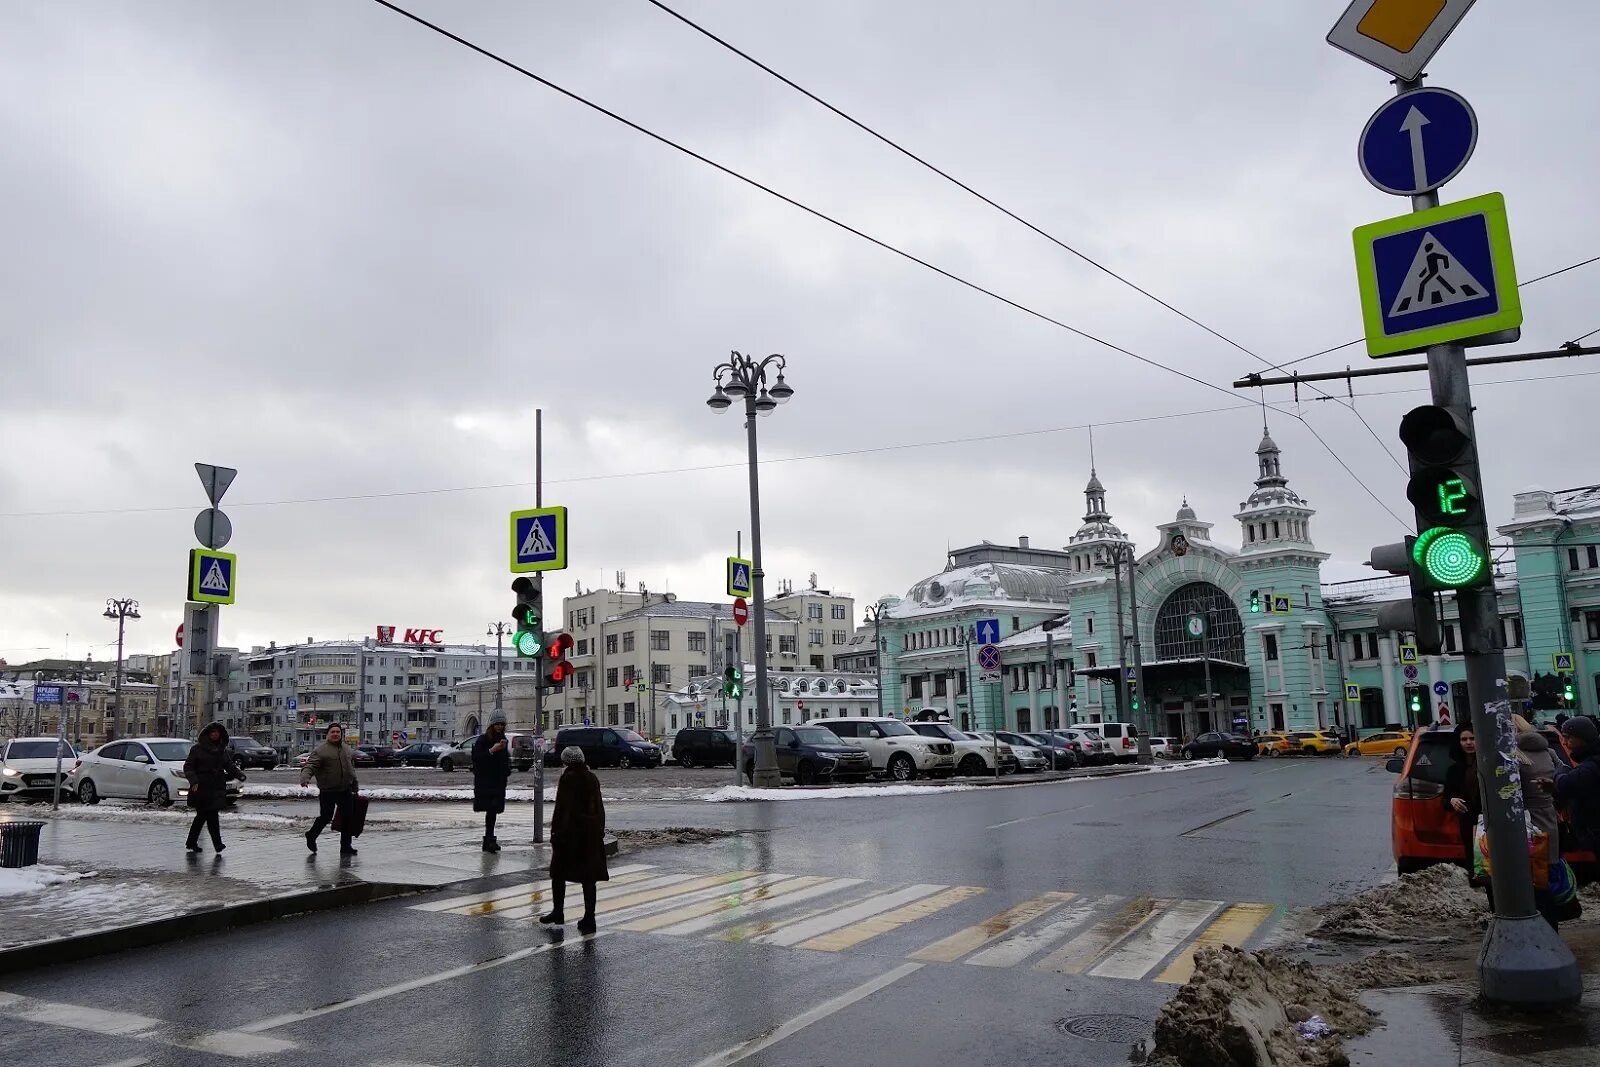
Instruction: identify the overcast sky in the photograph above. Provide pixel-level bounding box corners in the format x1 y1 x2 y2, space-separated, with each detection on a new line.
3 0 1597 665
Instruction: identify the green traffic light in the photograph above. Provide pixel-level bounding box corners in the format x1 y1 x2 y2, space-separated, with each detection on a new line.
513 630 543 657
1437 477 1470 517
1413 527 1488 589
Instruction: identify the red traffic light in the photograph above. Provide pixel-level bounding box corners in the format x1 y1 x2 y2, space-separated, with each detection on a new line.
545 632 574 659
548 660 574 683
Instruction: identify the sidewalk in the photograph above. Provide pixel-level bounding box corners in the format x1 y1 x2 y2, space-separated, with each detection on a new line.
1347 973 1600 1066
0 812 590 975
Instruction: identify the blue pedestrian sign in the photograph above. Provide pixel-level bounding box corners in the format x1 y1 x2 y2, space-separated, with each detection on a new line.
974 618 1000 645
1359 87 1477 197
509 506 568 573
1433 681 1450 697
188 548 237 605
1353 192 1521 358
726 556 753 599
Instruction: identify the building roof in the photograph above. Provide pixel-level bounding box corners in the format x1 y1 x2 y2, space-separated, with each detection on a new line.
612 600 736 622
888 560 1075 620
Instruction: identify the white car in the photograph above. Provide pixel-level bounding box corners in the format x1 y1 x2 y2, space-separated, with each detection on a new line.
1148 737 1174 759
1054 728 1112 765
69 738 242 808
1 737 79 801
970 731 1046 773
910 721 1011 776
1077 721 1143 763
816 717 956 782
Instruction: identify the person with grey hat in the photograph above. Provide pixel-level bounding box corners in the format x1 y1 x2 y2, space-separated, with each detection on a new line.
540 745 608 934
472 714 513 853
1540 715 1600 853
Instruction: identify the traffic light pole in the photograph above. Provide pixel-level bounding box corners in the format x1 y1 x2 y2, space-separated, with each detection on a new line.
532 409 546 844
1396 78 1578 1008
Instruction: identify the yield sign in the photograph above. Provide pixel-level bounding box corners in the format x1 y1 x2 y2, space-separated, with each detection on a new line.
194 463 238 506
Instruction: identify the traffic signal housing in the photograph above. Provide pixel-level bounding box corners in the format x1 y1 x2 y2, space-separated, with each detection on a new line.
1249 590 1262 614
1400 405 1490 592
723 665 743 699
1368 539 1443 656
542 632 575 690
1563 680 1576 706
512 577 542 658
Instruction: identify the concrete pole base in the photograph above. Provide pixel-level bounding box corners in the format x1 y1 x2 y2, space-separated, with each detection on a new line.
749 768 783 788
1478 914 1583 1010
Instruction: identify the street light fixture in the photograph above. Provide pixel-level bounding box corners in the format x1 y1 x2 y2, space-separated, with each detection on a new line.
864 603 888 719
707 351 794 787
103 598 141 740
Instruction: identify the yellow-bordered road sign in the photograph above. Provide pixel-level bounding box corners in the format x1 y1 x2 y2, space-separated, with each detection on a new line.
727 556 753 599
188 548 237 605
510 506 568 573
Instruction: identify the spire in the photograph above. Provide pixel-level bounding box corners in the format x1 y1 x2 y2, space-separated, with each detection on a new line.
1084 468 1109 522
1255 415 1286 489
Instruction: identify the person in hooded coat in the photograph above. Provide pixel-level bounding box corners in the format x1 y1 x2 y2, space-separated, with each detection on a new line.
541 746 608 934
182 722 245 853
1442 720 1481 876
472 714 512 853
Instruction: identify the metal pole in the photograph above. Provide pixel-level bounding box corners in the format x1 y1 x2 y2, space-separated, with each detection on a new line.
1201 617 1214 735
744 392 780 788
112 614 127 740
532 408 546 843
963 627 976 734
1112 553 1130 719
1126 548 1152 763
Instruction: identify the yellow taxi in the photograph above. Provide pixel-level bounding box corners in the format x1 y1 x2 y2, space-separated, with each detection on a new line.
1289 729 1343 756
1255 732 1292 757
1343 730 1412 758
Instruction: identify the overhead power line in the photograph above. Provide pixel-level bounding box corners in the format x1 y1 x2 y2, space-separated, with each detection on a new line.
361 1 1406 528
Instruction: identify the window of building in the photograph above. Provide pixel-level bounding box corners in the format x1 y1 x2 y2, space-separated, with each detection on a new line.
652 664 671 684
1586 611 1600 643
623 703 635 724
832 605 847 620
808 604 823 620
809 629 824 646
605 668 619 687
1086 616 1094 634
650 630 670 651
766 635 773 653
622 633 636 652
688 665 707 680
831 631 847 646
1011 617 1020 631
605 634 618 654
576 639 589 656
909 677 924 699
1501 616 1524 649
688 632 707 652
622 666 637 685
780 635 796 653
1570 548 1582 571
1444 624 1459 653
1264 634 1279 662
1086 651 1098 668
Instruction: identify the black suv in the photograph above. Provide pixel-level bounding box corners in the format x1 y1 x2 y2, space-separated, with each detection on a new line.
546 727 662 769
673 727 738 768
741 725 873 786
227 736 278 770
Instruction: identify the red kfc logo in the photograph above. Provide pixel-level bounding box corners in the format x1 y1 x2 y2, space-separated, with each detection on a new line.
402 628 444 644
376 626 396 643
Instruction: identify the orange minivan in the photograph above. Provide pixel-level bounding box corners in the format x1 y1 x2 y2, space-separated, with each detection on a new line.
1388 724 1596 878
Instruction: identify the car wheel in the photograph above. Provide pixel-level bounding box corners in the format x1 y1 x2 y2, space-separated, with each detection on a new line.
440 758 454 772
78 780 100 805
618 754 633 770
149 781 171 808
796 761 818 786
678 755 694 769
957 754 985 777
888 754 915 782
1265 748 1278 758
1344 748 1359 757
1303 747 1317 757
1182 748 1194 760
1393 746 1407 758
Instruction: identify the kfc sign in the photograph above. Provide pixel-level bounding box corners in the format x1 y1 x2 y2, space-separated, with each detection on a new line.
376 626 444 644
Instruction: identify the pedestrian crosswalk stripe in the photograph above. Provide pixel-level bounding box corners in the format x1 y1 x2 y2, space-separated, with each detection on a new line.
488 873 696 921
690 878 866 941
797 886 986 952
1153 902 1277 985
909 890 1077 963
411 864 653 912
742 884 949 948
1086 898 1222 980
617 875 833 933
962 894 1116 969
1033 896 1162 974
595 871 761 917
604 873 796 926
435 871 663 918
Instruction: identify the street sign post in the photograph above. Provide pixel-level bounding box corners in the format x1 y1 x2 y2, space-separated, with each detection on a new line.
194 463 238 507
975 619 1000 645
1327 0 1478 81
726 556 753 599
187 549 237 605
1359 87 1477 197
978 644 1001 682
287 698 298 711
1353 191 1521 358
1404 665 1420 681
509 506 568 573
732 598 749 627
194 508 233 551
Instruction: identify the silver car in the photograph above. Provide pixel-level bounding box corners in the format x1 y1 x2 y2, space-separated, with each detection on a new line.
1053 729 1113 766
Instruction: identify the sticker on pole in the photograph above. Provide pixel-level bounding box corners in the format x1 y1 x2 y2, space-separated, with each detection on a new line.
1352 192 1520 358
510 506 567 573
188 549 237 605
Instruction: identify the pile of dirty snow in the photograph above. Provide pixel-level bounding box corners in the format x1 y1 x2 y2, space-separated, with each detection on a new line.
1147 945 1375 1067
1332 950 1453 990
0 865 94 898
612 826 745 845
1311 864 1485 942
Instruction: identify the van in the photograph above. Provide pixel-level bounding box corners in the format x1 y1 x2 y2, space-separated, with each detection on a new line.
545 726 662 769
1078 721 1141 763
672 727 738 768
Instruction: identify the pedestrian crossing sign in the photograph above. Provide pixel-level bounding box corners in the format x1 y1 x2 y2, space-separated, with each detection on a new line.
187 548 236 605
509 506 568 573
1345 683 1361 702
1553 652 1576 674
727 556 753 599
1399 644 1419 666
1265 594 1292 615
1353 192 1521 358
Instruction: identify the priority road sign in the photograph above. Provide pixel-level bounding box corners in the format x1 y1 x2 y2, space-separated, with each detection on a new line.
510 506 568 573
1353 192 1520 358
1553 652 1576 674
1434 680 1450 697
727 557 753 599
1399 643 1419 665
975 619 1001 645
1327 0 1478 82
188 548 237 605
1358 87 1477 197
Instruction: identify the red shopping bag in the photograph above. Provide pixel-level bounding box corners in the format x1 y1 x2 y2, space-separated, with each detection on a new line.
332 793 369 837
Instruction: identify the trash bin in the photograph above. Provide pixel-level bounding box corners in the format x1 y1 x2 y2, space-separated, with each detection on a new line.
0 821 45 868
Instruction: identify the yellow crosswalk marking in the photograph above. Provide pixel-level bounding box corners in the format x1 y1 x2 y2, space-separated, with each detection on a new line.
447 870 658 917
595 872 761 916
908 891 1077 963
1152 903 1277 985
798 886 986 952
1033 896 1163 974
619 876 831 933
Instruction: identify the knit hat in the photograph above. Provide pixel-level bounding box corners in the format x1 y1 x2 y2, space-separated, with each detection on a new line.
1561 714 1598 748
489 711 507 728
561 746 586 765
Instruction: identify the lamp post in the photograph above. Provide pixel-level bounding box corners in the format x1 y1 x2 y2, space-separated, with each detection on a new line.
864 602 888 719
1107 546 1154 764
103 598 141 741
707 351 794 788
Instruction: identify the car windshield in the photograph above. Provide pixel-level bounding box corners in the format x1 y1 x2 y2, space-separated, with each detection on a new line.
1405 733 1454 785
877 720 915 737
793 727 842 746
6 741 75 759
234 738 267 749
1026 734 1056 745
615 729 646 742
147 742 191 763
916 724 963 742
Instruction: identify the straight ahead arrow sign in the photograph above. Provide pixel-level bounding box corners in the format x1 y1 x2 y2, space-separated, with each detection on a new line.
1400 105 1430 196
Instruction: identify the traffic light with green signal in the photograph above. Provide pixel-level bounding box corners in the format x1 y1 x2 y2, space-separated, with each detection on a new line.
512 577 542 658
723 665 743 699
1249 590 1262 614
1409 689 1422 715
1563 680 1576 705
1400 405 1491 591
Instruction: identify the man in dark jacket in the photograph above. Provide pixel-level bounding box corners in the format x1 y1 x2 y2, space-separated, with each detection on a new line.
183 722 245 853
472 714 512 853
541 746 608 934
301 723 359 855
1547 715 1600 852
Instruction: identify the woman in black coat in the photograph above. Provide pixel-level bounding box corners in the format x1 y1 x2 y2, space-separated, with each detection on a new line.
1441 720 1481 878
541 745 609 934
182 722 245 853
472 716 512 853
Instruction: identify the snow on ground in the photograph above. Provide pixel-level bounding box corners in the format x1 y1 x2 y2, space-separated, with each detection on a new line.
242 784 552 802
0 864 93 897
37 802 460 832
704 782 982 802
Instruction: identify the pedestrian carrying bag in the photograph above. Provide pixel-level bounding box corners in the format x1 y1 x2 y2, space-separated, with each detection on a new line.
1473 815 1551 889
332 793 369 837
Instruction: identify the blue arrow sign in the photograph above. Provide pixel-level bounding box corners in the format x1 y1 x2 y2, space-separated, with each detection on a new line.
1359 87 1477 197
975 618 1000 645
1433 681 1450 697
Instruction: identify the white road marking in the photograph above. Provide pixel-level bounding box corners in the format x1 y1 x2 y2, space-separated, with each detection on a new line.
1087 898 1223 980
0 992 294 1058
748 884 946 947
652 877 865 937
598 872 791 923
410 863 654 911
94 1060 152 1067
488 873 703 920
985 802 1094 830
963 894 1119 968
686 962 924 1067
238 935 604 1033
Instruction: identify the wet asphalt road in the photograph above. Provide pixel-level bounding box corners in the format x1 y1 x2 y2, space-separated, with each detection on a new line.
0 757 1394 1067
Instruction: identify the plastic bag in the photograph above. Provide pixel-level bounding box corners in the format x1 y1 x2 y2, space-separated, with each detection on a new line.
1472 815 1550 889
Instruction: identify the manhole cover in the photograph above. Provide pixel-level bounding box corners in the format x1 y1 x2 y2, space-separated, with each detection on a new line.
1056 1013 1149 1043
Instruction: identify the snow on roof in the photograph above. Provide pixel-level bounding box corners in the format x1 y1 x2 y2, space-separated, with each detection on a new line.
888 561 1073 619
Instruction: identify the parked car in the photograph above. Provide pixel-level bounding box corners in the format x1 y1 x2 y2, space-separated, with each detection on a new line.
1023 732 1080 770
351 747 377 768
1077 721 1142 763
817 717 955 782
673 727 739 768
1288 730 1343 756
395 741 451 767
291 750 312 768
1 737 79 801
69 738 243 808
356 744 398 768
1255 732 1292 758
972 731 1046 773
910 721 1011 776
1344 730 1412 758
1181 732 1258 761
226 736 278 771
1053 728 1112 765
544 727 663 769
742 725 874 785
